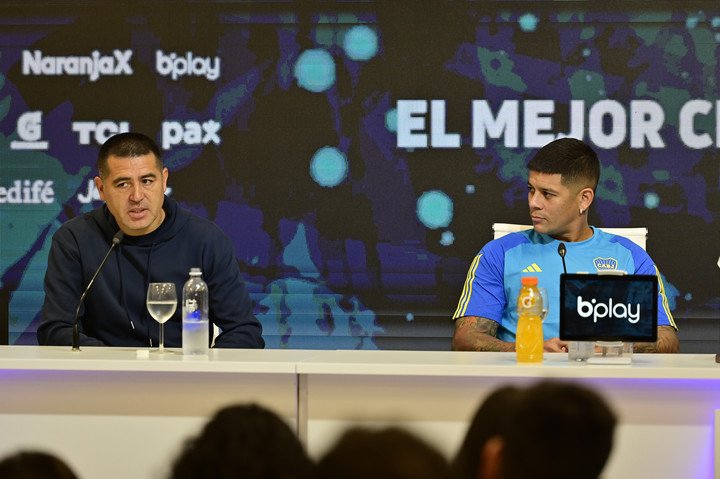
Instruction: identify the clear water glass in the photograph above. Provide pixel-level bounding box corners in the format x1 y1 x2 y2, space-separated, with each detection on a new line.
146 282 177 353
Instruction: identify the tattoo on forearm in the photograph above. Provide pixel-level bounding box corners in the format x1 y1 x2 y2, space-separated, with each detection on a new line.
453 316 513 352
633 326 679 353
474 317 499 337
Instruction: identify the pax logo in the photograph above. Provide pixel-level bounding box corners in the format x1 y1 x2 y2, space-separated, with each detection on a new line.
577 296 640 324
73 121 130 145
22 49 133 82
10 111 49 150
162 120 221 150
156 50 220 81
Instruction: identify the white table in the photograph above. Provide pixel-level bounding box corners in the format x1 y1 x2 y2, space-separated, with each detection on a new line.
0 347 718 479
296 350 720 479
0 346 315 479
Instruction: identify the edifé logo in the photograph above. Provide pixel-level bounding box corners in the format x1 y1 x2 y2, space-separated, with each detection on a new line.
576 296 640 324
162 120 221 150
0 180 54 204
22 49 133 82
10 111 49 150
156 50 220 81
73 121 130 145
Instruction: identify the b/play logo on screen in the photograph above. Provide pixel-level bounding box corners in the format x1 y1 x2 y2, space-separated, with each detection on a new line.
576 296 640 324
155 50 220 81
10 111 49 150
22 49 133 82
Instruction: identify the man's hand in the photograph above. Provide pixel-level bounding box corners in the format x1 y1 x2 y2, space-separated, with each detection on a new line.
543 337 569 352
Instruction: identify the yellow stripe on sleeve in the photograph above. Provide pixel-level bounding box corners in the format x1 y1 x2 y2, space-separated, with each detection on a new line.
654 265 677 329
452 253 482 319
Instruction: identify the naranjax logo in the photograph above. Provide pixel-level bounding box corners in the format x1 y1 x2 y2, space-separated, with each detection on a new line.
22 49 134 82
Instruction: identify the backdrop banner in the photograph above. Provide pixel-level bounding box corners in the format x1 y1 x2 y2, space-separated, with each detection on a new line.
1 2 718 348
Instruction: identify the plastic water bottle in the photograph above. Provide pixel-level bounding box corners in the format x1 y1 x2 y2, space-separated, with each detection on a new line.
516 276 544 363
182 268 209 356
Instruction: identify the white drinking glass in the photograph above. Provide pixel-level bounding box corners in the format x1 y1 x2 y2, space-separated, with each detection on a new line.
146 282 177 353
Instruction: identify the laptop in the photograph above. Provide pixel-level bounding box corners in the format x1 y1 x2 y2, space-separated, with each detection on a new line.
559 273 658 343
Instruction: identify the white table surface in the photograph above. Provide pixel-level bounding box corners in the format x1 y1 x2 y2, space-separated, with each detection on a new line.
0 346 717 479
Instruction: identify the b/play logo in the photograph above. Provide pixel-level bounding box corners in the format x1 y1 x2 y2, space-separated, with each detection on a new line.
576 296 640 324
156 50 220 81
10 111 49 150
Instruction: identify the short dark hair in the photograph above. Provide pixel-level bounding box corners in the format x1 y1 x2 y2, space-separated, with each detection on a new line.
450 385 522 479
451 381 616 479
503 381 616 479
0 451 79 479
97 132 162 178
169 404 314 479
317 427 449 479
527 138 600 191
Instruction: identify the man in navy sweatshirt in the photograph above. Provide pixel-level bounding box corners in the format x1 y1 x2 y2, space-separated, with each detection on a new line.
38 132 264 349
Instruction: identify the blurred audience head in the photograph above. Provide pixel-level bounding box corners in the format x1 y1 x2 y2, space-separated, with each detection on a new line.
0 450 79 479
316 426 449 479
168 403 313 479
450 385 522 479
452 380 617 479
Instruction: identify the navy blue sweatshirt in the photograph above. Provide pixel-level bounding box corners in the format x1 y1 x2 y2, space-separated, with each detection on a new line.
38 196 264 348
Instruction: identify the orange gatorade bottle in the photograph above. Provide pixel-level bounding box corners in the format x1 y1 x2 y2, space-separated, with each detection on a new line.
516 276 544 363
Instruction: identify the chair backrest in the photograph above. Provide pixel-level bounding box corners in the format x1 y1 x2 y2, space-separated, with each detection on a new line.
492 223 647 251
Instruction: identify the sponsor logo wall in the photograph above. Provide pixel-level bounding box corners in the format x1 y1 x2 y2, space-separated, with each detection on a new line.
1 3 718 348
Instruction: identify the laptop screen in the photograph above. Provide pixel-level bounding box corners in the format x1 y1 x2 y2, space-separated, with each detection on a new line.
559 273 658 342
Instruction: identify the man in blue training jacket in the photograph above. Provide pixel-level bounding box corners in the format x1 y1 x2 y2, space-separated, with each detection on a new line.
452 138 678 353
38 132 264 349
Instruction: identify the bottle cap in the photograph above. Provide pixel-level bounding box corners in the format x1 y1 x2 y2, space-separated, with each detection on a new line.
190 267 202 275
521 276 538 286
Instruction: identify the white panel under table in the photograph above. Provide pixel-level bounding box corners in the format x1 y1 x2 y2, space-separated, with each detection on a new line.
297 350 720 479
0 346 309 479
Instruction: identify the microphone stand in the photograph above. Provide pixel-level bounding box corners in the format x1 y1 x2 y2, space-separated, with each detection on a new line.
72 231 124 351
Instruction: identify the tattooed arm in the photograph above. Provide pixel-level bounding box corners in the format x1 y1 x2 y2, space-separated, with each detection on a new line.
451 316 515 352
452 316 569 352
632 325 679 353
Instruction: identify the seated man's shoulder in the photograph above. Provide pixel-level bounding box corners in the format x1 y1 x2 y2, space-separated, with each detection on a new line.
55 210 106 241
183 213 231 243
484 230 533 254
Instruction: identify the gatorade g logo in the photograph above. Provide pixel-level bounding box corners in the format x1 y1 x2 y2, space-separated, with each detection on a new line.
521 296 533 309
577 296 640 324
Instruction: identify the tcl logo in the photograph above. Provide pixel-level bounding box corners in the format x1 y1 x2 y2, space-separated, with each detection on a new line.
73 121 130 145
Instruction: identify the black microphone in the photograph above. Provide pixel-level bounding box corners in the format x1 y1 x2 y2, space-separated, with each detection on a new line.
557 242 568 274
72 230 124 351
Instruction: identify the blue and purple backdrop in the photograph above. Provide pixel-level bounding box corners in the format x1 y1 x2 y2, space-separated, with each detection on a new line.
1 2 718 349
